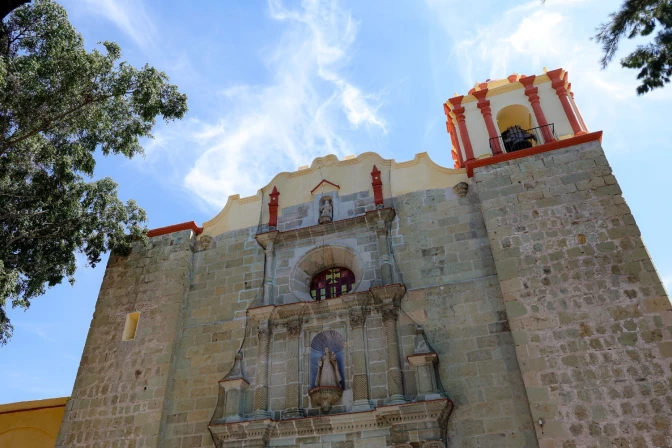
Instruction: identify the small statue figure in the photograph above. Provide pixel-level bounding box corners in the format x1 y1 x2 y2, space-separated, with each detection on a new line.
318 197 333 224
315 347 342 389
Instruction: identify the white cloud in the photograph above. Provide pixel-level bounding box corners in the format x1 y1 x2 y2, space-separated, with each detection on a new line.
171 0 387 209
426 0 672 101
79 0 157 49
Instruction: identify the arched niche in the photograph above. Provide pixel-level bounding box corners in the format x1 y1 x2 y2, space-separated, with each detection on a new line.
290 245 363 302
496 104 533 134
310 330 345 389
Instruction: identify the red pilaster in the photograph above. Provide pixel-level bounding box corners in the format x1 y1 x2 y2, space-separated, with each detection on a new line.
268 186 280 228
371 165 384 206
444 103 464 168
519 75 555 143
448 96 475 163
547 69 585 136
472 89 503 155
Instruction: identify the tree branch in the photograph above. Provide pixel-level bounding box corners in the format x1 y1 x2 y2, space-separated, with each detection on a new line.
0 93 122 156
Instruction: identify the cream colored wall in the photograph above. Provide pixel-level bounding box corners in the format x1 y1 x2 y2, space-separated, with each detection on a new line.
536 81 573 138
201 152 467 238
462 100 491 159
0 398 67 448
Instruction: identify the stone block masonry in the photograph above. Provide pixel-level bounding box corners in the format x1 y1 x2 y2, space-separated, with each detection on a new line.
474 140 672 448
56 230 195 448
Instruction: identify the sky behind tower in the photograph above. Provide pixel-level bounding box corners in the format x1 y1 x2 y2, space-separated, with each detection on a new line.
1 0 671 403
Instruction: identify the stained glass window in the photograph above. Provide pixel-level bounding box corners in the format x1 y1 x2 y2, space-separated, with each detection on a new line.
310 267 355 301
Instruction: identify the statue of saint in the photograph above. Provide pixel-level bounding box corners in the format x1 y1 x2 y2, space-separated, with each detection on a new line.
319 198 333 224
320 198 332 217
315 347 342 389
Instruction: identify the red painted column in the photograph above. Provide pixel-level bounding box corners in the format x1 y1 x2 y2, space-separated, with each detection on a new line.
371 165 384 207
268 186 280 228
547 69 585 136
443 103 464 168
448 96 475 163
519 75 555 143
472 89 503 155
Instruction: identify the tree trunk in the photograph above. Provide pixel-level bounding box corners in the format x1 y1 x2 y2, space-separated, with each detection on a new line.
1 0 30 21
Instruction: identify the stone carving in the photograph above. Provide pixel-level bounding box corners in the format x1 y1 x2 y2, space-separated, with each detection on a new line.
309 330 345 413
197 235 213 251
316 347 342 388
285 319 301 337
453 182 469 197
318 196 333 224
349 309 366 328
414 326 430 354
225 351 245 380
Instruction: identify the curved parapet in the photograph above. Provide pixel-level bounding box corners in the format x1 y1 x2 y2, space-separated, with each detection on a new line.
201 151 467 238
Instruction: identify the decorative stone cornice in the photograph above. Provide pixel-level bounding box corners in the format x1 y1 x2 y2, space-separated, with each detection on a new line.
370 283 406 307
208 399 453 446
255 230 279 249
255 208 396 246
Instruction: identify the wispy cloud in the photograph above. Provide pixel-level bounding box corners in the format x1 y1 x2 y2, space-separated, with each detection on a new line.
147 0 388 209
79 0 157 49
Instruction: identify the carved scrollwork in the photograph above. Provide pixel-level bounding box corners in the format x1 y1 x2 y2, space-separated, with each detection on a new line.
453 182 469 198
285 319 302 337
349 310 366 328
381 307 399 323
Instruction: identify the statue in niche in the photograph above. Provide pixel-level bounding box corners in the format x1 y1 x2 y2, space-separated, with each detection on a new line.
315 347 343 389
319 196 333 224
309 330 345 413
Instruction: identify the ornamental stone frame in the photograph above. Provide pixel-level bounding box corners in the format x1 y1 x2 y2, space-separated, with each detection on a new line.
208 208 454 447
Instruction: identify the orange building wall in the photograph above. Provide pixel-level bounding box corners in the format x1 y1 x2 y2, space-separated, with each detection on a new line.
0 397 68 448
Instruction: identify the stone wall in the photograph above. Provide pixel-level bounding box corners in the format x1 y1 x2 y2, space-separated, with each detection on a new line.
391 187 537 447
56 230 195 448
474 141 672 447
163 227 265 448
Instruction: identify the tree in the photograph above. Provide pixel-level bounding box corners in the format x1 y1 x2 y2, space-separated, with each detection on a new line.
1 1 30 22
0 0 188 344
595 0 672 95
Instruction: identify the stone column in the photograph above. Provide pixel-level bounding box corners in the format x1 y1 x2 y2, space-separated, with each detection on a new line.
547 68 585 136
282 319 304 419
349 307 373 411
448 96 475 163
263 241 274 305
519 75 555 143
382 307 406 404
252 321 272 419
376 221 393 286
473 89 503 155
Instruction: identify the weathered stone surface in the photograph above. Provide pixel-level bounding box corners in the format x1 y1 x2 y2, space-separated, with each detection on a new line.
474 141 672 448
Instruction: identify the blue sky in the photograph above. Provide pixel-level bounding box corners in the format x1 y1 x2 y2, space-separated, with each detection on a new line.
2 0 671 404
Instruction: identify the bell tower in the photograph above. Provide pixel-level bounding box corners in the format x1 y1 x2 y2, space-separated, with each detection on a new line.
443 68 588 169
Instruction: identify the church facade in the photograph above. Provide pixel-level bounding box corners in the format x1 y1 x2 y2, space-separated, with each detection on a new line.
56 69 672 448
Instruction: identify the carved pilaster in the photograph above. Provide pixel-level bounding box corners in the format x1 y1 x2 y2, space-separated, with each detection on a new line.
376 221 393 285
252 322 272 419
382 307 407 404
349 308 372 411
282 319 304 419
256 231 279 306
263 242 274 305
366 209 396 287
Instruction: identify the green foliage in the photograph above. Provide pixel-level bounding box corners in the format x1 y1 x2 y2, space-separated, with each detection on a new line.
596 0 672 95
0 0 188 344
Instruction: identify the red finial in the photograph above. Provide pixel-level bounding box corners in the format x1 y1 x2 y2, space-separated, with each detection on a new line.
268 186 280 228
371 165 383 206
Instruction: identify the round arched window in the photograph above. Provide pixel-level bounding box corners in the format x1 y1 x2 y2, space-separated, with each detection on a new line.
310 267 355 301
